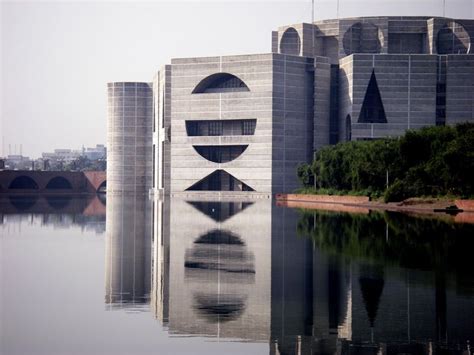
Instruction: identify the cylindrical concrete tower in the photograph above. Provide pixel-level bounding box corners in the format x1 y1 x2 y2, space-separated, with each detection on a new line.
107 82 153 194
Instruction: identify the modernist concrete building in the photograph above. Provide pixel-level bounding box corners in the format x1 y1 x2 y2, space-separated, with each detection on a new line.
107 16 474 195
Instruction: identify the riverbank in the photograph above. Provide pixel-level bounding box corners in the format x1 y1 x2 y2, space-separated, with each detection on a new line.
276 194 474 223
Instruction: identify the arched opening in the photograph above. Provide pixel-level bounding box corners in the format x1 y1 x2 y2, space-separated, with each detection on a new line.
343 22 383 55
9 176 39 189
346 115 352 141
193 145 248 163
97 180 107 193
97 192 107 206
45 176 73 189
192 73 249 94
280 27 301 56
437 21 471 54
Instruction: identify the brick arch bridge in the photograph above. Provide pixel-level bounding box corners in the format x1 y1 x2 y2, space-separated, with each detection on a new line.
0 171 106 194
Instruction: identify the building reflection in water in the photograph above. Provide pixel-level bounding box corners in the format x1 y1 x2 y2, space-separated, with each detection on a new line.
105 193 152 309
105 196 474 354
162 198 271 340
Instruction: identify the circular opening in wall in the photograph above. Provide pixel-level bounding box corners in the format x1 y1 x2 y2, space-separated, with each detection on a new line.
437 21 471 54
280 27 301 56
343 22 383 55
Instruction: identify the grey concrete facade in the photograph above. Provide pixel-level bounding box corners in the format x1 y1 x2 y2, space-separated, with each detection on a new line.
107 82 153 194
107 16 474 195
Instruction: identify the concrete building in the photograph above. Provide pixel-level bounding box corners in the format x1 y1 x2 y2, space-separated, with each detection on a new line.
107 16 474 195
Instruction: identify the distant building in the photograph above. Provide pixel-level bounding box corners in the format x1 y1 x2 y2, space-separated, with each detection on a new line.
84 144 106 161
5 154 32 170
42 149 82 163
38 145 106 170
107 16 474 195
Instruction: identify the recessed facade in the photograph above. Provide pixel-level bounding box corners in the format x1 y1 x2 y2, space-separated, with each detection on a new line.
107 16 474 196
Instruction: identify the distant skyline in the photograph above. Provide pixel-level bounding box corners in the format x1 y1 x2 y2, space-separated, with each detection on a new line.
2 0 473 158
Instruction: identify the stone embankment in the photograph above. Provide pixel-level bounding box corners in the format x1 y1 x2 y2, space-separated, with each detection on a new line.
276 194 474 223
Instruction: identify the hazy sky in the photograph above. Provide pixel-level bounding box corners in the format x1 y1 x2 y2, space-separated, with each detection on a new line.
1 0 473 158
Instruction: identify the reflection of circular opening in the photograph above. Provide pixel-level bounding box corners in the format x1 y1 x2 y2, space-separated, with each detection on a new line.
193 293 246 323
280 27 301 56
437 21 470 54
185 230 255 275
9 195 39 211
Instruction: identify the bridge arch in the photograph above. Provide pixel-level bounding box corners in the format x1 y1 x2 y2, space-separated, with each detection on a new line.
9 195 39 211
46 176 73 189
97 180 107 193
9 176 39 190
46 195 72 209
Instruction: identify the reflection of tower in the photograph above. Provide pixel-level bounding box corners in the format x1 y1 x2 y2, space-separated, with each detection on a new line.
167 197 272 341
151 197 170 323
271 203 313 355
105 193 152 309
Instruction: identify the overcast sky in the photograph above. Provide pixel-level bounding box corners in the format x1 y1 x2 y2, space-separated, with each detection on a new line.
1 0 473 158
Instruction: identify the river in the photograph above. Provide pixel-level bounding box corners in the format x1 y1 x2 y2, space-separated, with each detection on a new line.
1 194 473 354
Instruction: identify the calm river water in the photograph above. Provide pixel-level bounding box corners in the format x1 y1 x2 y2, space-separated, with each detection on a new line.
1 194 473 355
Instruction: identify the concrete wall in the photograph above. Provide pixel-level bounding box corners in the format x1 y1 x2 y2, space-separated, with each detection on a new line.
169 54 275 194
107 82 153 194
340 54 438 141
445 55 474 124
152 66 172 196
313 57 332 150
275 17 474 61
271 54 314 193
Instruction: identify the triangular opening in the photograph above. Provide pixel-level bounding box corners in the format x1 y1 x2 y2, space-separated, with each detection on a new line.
358 70 387 124
186 170 254 192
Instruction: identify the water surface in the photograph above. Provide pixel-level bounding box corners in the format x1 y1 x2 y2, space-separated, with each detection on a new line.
1 194 473 355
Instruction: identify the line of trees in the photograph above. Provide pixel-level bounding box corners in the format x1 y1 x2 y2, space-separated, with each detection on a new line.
297 123 474 202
